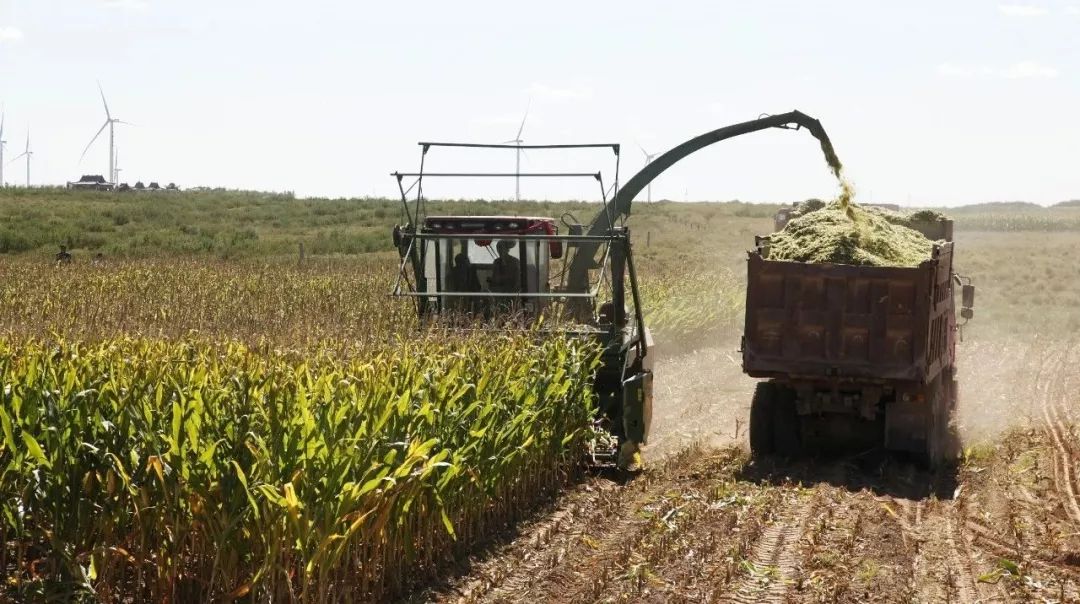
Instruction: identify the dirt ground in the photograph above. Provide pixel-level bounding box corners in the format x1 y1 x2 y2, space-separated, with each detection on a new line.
413 335 1080 603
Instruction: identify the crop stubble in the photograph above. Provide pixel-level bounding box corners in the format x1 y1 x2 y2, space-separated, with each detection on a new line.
426 338 1080 602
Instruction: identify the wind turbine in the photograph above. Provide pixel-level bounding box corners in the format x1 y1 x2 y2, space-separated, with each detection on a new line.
638 144 659 203
80 83 129 187
0 108 7 187
502 101 530 201
9 130 32 187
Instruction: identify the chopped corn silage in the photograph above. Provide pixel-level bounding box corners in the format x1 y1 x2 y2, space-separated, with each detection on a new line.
767 201 937 267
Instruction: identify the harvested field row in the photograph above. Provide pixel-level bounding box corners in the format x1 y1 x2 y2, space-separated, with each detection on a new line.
422 383 1080 603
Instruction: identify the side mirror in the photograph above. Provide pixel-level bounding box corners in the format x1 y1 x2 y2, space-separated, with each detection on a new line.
962 284 975 309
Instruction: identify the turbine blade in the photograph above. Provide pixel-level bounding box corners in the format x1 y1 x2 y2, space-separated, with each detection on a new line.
8 152 27 165
516 99 531 140
115 119 136 126
501 139 519 145
637 143 650 159
80 120 110 162
97 81 112 120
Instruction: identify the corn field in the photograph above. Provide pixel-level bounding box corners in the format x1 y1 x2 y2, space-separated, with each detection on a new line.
0 248 744 601
0 257 741 347
0 336 599 601
0 257 414 349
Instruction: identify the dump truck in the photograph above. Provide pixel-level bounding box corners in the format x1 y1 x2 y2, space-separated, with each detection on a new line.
390 110 850 467
743 217 974 465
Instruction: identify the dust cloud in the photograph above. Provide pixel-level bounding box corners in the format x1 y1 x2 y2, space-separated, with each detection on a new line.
646 338 757 460
643 331 1055 463
955 333 1075 445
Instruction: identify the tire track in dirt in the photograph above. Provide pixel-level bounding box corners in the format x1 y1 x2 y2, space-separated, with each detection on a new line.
1037 348 1080 524
885 496 926 599
884 496 918 544
964 518 1080 582
721 495 814 604
942 510 986 604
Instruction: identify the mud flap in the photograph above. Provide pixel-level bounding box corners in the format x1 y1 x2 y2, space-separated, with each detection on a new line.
622 370 653 445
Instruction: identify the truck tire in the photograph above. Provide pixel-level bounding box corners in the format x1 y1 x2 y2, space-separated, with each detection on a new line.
945 378 962 460
923 380 954 468
750 382 776 456
772 385 802 457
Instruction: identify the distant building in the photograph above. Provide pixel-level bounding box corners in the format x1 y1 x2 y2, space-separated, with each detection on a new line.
66 174 112 191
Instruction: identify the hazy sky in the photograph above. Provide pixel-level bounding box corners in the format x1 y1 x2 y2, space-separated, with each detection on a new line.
0 1 1077 205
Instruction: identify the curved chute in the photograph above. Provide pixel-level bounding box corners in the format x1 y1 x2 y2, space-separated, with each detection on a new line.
568 110 842 291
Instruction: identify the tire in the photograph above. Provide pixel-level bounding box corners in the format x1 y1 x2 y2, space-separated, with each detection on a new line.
772 385 802 457
945 379 962 460
923 380 952 469
616 439 643 472
750 382 776 457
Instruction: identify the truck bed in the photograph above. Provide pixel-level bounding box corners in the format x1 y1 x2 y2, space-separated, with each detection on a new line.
742 242 955 384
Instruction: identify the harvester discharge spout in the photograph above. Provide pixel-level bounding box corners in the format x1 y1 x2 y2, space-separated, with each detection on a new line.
567 110 841 293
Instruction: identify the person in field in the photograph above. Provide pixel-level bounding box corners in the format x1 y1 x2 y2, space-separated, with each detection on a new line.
488 240 521 293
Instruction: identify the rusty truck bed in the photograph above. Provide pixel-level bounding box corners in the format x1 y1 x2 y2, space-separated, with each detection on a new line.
742 242 955 384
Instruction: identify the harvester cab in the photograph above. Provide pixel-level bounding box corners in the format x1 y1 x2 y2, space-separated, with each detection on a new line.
395 215 561 318
389 141 654 468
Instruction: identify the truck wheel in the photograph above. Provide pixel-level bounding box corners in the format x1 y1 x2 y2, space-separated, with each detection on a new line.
945 379 962 461
923 382 951 468
772 385 802 457
750 382 776 457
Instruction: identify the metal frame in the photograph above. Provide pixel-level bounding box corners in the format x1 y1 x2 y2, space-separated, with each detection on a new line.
393 140 622 234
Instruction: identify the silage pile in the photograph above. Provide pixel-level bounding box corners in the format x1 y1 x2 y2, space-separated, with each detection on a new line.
767 201 937 267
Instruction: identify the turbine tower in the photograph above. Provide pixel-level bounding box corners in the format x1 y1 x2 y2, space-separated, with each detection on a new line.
80 83 128 187
502 102 530 201
9 130 32 187
638 144 659 203
0 107 7 187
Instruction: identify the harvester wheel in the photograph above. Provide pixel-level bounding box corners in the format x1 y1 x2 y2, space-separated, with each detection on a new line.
616 439 643 472
749 382 775 456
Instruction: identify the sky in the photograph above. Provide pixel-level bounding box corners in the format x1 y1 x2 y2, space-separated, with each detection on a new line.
0 0 1077 205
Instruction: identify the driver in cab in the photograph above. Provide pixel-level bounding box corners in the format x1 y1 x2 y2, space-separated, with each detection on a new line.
488 240 521 293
